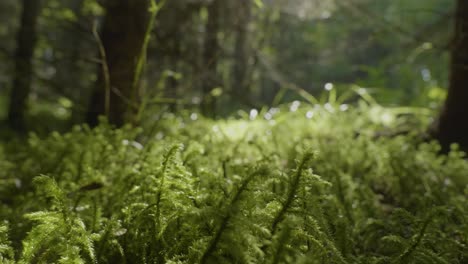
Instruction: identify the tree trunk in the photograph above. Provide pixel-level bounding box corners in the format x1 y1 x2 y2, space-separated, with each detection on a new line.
432 0 468 152
7 0 41 131
54 0 87 125
201 0 221 117
86 0 150 127
232 0 252 105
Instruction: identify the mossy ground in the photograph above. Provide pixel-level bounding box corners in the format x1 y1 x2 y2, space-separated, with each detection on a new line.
0 100 467 263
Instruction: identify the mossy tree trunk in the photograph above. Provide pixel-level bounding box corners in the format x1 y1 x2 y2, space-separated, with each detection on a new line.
432 0 468 152
7 0 41 131
87 0 151 127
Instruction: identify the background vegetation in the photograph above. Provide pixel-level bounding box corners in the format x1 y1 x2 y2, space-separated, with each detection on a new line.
0 0 455 126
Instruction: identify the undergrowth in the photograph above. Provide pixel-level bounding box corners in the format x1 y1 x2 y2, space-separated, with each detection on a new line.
0 97 467 263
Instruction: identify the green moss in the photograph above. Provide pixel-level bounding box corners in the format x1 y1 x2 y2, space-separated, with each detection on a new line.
0 101 466 263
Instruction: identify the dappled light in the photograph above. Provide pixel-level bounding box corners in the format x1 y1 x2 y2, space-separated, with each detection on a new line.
0 0 467 263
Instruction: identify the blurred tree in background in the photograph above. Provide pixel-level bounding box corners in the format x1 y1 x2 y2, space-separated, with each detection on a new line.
432 0 468 152
86 0 153 126
0 0 458 130
7 0 41 130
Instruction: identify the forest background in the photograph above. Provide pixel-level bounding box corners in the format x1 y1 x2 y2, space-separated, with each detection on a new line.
0 0 456 132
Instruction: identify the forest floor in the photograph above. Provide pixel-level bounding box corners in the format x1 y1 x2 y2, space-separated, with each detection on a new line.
0 101 467 263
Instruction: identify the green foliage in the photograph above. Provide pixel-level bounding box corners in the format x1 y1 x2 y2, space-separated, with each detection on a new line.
19 176 96 264
262 0 452 107
0 99 467 263
0 224 14 263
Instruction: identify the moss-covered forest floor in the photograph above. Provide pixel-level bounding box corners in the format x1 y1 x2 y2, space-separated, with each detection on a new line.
0 101 467 263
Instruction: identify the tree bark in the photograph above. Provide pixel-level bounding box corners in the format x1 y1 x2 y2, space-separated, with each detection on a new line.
432 0 468 152
87 0 150 127
7 0 41 131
